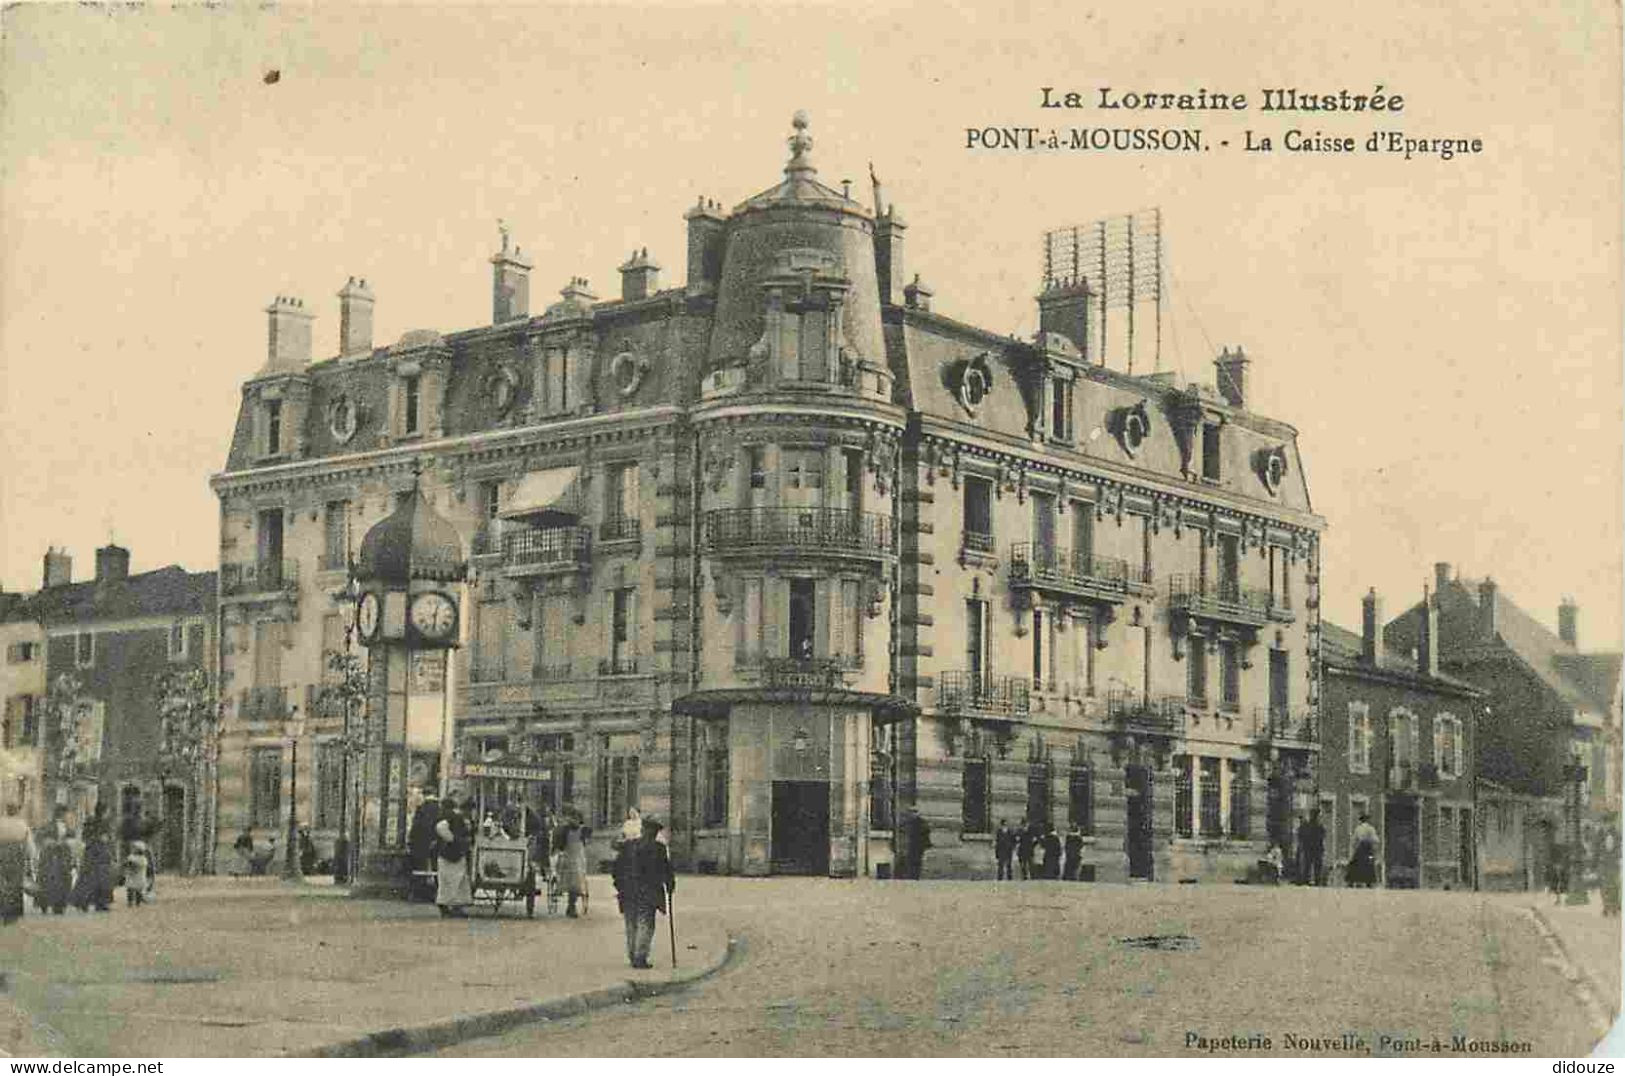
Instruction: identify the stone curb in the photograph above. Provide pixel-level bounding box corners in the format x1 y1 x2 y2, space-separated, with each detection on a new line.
1523 904 1613 1038
297 933 743 1058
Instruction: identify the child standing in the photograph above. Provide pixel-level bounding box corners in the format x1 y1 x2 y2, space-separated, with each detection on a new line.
123 840 152 907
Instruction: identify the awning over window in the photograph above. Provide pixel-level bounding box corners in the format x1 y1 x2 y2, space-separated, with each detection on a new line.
499 466 583 523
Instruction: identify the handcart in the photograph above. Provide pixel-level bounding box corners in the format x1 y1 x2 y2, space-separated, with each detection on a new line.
469 833 539 917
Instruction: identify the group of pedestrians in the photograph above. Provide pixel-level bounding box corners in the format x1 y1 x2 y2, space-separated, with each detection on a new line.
0 802 155 923
407 791 593 919
993 819 1091 881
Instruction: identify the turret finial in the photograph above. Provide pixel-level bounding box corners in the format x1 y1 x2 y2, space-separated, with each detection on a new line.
785 110 815 176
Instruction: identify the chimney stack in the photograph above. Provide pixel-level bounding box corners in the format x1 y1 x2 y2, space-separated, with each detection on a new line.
1434 562 1452 591
1361 587 1384 665
1037 279 1092 361
1216 346 1250 409
264 295 314 373
491 226 532 324
1478 577 1498 637
684 197 726 297
337 277 375 357
875 206 907 307
1558 597 1579 648
1419 585 1440 677
94 544 130 584
617 248 661 301
42 548 71 589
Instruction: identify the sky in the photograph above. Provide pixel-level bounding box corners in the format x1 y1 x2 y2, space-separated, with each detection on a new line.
1 1 1620 649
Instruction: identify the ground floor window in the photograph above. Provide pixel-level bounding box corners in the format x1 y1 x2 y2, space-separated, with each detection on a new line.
598 732 640 827
1026 746 1053 829
1228 759 1251 839
1174 755 1193 838
251 746 283 829
699 718 728 829
316 740 345 829
870 724 894 832
1199 758 1222 837
1068 755 1094 835
962 755 991 834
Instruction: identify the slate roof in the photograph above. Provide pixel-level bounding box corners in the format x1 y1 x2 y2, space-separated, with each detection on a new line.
1321 620 1483 697
1385 577 1621 716
27 565 216 625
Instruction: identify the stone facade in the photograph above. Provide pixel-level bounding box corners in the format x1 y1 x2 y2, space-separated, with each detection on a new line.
19 547 216 871
210 114 1324 879
1319 597 1482 889
1 594 47 824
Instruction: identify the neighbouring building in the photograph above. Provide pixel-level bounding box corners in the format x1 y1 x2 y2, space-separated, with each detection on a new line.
1385 564 1621 889
210 113 1325 880
28 545 217 872
1319 588 1483 888
1 586 47 824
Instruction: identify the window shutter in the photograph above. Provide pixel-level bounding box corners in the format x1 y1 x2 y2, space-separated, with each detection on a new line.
627 588 639 650
1348 707 1358 774
1410 716 1421 769
1453 718 1464 779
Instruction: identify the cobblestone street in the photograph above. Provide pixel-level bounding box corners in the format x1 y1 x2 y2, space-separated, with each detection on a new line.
446 877 1614 1057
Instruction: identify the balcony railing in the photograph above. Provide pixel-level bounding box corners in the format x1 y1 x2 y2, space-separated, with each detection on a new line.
1106 688 1184 735
501 526 591 574
704 508 894 558
961 530 995 555
1009 544 1152 601
1167 575 1273 626
937 670 1030 718
239 686 289 720
762 656 861 690
1251 706 1318 746
599 656 641 676
599 516 642 544
221 559 298 597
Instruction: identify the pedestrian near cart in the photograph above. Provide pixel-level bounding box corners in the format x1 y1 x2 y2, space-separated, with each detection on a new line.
122 840 153 907
433 798 473 917
613 817 675 969
554 810 590 917
1016 822 1037 880
0 805 34 923
1062 823 1084 881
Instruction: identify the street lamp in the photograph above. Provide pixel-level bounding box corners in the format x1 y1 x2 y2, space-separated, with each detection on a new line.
283 707 306 880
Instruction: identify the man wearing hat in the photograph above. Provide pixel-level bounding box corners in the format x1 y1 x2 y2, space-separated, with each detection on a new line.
612 816 675 969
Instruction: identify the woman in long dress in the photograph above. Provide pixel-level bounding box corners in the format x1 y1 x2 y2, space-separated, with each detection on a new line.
35 811 73 914
555 811 590 918
433 798 473 917
1347 814 1380 888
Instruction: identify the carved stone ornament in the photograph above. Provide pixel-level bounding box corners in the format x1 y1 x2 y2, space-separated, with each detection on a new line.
610 351 650 398
864 577 886 619
487 365 519 417
1108 400 1153 458
1255 445 1290 496
711 566 733 617
866 429 898 496
329 394 359 444
702 437 737 493
950 353 995 416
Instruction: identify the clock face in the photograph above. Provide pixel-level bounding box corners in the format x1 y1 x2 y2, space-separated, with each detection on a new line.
410 592 458 642
356 591 381 643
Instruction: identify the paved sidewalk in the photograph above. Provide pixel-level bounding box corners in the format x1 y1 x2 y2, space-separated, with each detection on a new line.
0 875 728 1057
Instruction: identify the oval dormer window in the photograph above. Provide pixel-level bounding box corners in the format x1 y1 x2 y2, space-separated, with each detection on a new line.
329 395 358 444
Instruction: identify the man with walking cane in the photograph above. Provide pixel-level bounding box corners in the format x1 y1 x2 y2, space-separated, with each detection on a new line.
613 816 676 970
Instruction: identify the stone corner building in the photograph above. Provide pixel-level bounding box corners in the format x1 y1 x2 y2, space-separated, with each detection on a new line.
210 114 1325 880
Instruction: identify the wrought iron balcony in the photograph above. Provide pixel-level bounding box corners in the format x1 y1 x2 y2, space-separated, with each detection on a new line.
1009 544 1152 603
1167 575 1272 627
761 655 861 690
221 559 298 598
239 686 289 721
1251 706 1318 747
1106 688 1185 736
501 525 591 575
938 670 1030 718
961 530 995 555
703 508 894 560
599 516 642 544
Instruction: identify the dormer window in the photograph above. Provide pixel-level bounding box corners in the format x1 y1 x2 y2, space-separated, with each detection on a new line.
403 375 421 434
1050 376 1073 442
265 400 283 456
1201 422 1222 481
